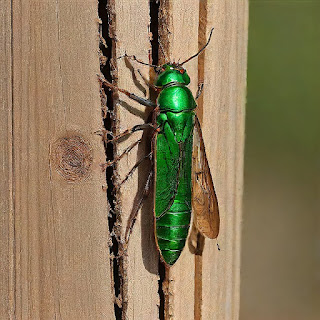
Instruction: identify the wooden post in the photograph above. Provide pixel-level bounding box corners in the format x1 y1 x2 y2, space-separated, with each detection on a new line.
1 0 248 319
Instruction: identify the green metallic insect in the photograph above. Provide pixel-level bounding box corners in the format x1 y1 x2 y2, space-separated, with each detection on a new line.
101 28 219 267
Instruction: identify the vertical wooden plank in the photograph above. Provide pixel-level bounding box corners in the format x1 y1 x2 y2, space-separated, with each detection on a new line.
11 0 114 318
113 1 159 319
159 1 199 319
159 1 248 319
0 0 14 318
201 1 248 320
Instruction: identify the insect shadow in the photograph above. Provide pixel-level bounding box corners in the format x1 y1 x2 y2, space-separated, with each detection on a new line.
188 223 205 256
118 57 159 274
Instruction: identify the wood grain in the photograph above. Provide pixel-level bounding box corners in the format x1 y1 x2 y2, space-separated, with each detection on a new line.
2 0 114 318
0 0 14 318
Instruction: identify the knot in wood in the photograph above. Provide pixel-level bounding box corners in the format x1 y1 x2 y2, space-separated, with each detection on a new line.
52 136 92 182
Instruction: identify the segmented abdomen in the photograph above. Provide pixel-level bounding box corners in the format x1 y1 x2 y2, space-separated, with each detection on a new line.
156 202 191 265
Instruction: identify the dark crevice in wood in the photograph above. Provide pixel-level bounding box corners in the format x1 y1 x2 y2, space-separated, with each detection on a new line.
150 0 160 67
99 1 123 319
158 261 166 320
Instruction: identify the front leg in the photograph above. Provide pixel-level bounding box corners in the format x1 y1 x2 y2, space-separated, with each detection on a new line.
97 123 160 144
137 69 161 92
99 76 157 108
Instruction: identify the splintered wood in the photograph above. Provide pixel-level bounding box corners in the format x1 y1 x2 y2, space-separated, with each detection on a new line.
0 0 247 319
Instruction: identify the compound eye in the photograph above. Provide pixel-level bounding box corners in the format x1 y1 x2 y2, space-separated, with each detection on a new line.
179 69 185 74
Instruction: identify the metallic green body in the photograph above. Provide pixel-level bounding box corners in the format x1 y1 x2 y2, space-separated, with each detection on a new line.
154 64 197 265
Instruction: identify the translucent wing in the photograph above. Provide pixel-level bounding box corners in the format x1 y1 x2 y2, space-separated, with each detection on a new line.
192 115 220 239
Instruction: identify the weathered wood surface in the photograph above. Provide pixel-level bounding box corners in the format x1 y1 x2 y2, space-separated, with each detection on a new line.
1 0 247 319
199 2 248 319
0 0 14 318
1 0 114 318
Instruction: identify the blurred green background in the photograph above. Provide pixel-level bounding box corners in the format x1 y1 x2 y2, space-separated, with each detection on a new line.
240 1 320 319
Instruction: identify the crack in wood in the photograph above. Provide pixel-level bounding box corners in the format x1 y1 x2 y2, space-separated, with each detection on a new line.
98 1 124 319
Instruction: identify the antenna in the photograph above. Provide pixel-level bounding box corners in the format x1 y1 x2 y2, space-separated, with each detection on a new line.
179 28 214 66
118 53 158 68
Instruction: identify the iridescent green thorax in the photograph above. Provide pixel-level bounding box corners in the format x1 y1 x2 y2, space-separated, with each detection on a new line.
155 64 190 87
157 85 196 112
155 64 195 112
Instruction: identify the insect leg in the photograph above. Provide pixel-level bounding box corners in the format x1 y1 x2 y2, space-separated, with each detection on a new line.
118 53 158 68
99 77 156 108
125 168 153 244
103 123 159 144
113 151 153 192
195 82 204 100
101 139 141 170
136 69 160 92
115 126 158 189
